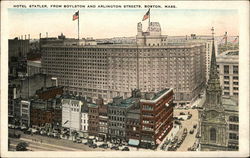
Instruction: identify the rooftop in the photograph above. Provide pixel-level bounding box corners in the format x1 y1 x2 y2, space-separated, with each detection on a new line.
219 49 239 57
226 51 239 56
222 97 238 112
36 86 63 94
140 88 171 103
108 97 138 108
88 103 98 107
42 42 204 49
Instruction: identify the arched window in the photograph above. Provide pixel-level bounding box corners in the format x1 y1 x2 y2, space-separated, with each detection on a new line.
210 128 216 141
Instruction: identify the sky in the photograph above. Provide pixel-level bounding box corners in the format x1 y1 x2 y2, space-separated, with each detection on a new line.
8 9 239 39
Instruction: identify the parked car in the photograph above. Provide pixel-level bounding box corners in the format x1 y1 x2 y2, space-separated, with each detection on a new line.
174 120 181 125
76 139 82 143
188 114 192 119
189 129 194 134
193 124 197 129
180 112 185 115
89 143 97 148
24 130 31 135
99 143 109 149
179 118 184 121
111 146 119 150
122 146 130 151
83 142 88 145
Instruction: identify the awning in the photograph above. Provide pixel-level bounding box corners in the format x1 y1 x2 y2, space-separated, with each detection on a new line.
128 139 140 146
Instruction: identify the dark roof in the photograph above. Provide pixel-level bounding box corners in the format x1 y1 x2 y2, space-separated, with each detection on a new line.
107 97 137 108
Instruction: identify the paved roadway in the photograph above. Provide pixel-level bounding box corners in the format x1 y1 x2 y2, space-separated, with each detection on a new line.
173 109 199 151
9 129 106 151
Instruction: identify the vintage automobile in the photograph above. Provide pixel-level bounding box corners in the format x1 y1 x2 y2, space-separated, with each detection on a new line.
99 143 109 149
111 145 119 150
122 147 130 151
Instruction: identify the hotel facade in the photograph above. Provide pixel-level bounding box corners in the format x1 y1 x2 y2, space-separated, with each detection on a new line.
41 22 206 106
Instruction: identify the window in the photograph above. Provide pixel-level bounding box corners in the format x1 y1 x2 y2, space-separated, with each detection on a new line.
233 66 238 74
224 81 229 85
143 105 153 110
233 76 238 80
233 87 238 90
229 124 238 131
229 116 239 122
224 76 229 79
229 133 238 140
233 93 238 96
224 65 229 74
233 82 238 85
210 128 216 141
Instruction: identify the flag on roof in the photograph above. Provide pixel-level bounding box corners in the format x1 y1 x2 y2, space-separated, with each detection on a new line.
142 9 150 21
73 11 79 21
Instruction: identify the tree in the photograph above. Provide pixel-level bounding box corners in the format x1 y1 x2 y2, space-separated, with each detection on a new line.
16 142 28 151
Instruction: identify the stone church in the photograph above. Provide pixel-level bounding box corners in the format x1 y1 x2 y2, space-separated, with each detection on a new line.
199 28 228 151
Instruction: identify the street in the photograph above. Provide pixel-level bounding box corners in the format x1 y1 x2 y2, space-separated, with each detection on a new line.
174 109 199 151
9 129 106 151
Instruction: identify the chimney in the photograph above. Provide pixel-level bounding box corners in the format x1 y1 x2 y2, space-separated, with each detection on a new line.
46 32 48 38
25 35 26 40
21 35 23 40
28 34 30 40
39 33 41 39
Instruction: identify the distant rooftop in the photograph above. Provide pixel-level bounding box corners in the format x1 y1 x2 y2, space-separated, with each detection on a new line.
226 51 239 56
219 49 239 57
222 97 238 112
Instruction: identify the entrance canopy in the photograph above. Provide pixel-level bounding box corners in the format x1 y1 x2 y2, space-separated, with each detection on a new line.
128 139 140 146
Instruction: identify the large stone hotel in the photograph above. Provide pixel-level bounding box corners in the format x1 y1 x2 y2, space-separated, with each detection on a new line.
41 22 206 106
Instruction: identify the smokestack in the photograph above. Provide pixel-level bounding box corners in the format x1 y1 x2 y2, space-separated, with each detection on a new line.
28 34 30 40
39 33 41 39
25 35 26 40
21 35 23 40
46 32 48 38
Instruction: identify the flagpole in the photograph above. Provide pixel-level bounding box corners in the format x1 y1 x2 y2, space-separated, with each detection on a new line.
148 9 150 29
78 10 79 41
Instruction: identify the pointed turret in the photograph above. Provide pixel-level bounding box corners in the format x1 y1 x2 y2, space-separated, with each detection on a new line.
205 27 223 108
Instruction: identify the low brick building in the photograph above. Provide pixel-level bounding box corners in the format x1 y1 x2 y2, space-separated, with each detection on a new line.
36 86 63 100
30 97 62 127
88 101 99 137
126 108 141 146
97 98 109 141
140 88 174 149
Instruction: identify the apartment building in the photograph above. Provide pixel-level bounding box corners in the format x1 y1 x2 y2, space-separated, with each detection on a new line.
217 50 239 97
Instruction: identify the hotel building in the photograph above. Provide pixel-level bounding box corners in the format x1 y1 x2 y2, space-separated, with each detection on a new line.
41 21 206 106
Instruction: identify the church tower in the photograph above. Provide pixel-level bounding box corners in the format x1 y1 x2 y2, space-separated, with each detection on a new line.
200 27 228 151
